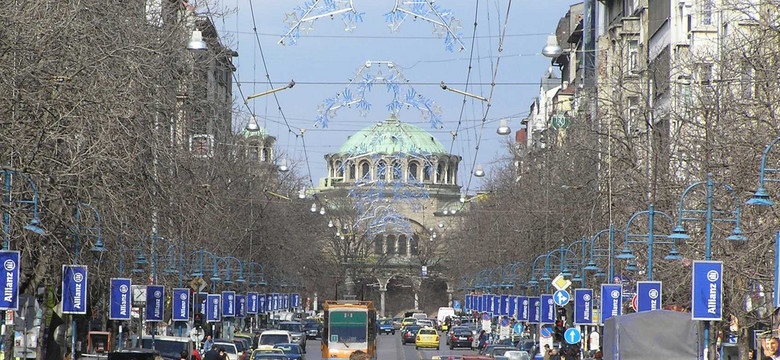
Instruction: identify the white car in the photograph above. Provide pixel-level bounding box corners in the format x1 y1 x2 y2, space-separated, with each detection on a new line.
503 350 531 360
417 319 434 328
213 341 239 360
258 330 292 348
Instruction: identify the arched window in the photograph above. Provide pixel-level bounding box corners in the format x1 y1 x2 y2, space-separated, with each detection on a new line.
374 235 384 255
335 161 344 178
349 162 356 180
391 162 402 180
377 161 387 180
410 235 419 255
360 161 370 180
397 235 407 256
436 163 444 184
261 148 269 162
249 144 260 160
449 161 456 184
423 164 432 181
386 235 396 255
408 162 418 181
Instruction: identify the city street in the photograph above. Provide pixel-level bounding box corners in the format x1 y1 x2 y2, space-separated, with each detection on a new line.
304 334 480 360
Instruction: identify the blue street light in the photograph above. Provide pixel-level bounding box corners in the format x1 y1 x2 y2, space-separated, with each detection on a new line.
2 168 47 250
70 203 105 359
619 204 679 281
584 225 616 280
747 135 780 206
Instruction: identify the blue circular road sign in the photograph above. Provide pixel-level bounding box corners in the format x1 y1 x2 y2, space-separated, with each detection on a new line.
513 323 524 334
564 328 582 344
553 289 571 306
540 324 554 338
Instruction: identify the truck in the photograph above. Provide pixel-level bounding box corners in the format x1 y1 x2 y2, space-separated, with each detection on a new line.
603 310 701 359
436 307 455 331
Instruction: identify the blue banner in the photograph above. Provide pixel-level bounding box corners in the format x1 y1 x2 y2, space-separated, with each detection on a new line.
266 294 273 312
573 289 594 325
528 297 540 324
517 296 529 322
692 261 723 321
0 251 19 311
146 285 164 322
62 265 88 314
636 281 662 312
493 295 501 315
172 288 190 322
236 295 246 318
540 294 555 324
222 291 236 317
480 294 486 312
600 284 622 325
775 232 780 309
248 292 259 314
198 292 208 315
283 293 289 309
206 294 221 323
261 294 269 313
273 293 280 311
465 294 471 312
109 278 132 320
508 296 516 318
500 295 508 316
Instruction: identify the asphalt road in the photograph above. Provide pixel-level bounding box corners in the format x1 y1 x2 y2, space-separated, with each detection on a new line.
304 332 481 360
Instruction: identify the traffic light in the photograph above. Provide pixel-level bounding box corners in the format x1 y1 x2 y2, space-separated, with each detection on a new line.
554 320 565 342
194 313 203 328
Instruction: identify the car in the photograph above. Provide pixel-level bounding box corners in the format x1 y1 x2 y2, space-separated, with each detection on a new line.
392 317 403 330
417 319 434 328
251 354 287 360
258 330 292 348
486 346 516 358
277 321 306 352
415 328 440 350
401 325 422 345
377 319 395 335
302 319 321 339
502 351 531 360
213 340 240 360
233 338 251 360
401 317 417 329
515 339 538 358
252 347 285 358
138 336 189 360
445 326 469 345
448 328 474 350
272 343 304 360
108 349 160 360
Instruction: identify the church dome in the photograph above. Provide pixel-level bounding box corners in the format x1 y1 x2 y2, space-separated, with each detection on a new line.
337 114 447 156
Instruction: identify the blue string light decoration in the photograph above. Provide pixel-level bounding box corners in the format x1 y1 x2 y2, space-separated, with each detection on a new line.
280 0 364 46
385 0 465 52
314 61 443 129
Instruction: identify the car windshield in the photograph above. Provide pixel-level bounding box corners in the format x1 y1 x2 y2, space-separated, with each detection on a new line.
379 320 391 325
215 344 236 354
404 326 421 334
278 323 303 332
260 335 289 345
419 329 437 335
273 345 300 354
139 339 187 359
453 329 471 336
329 311 367 343
253 355 287 360
233 340 245 352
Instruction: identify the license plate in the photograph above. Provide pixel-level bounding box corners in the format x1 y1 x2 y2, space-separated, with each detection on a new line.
459 337 466 340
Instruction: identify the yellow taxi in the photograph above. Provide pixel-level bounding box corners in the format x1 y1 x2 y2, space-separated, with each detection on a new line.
251 346 285 358
414 327 440 350
401 317 417 329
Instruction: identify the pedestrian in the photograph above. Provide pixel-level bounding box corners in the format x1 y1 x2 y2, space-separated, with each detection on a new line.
203 335 213 354
218 348 228 360
180 351 189 360
252 331 261 348
549 348 562 360
202 345 220 360
477 330 487 350
543 344 552 360
191 347 201 360
762 337 780 360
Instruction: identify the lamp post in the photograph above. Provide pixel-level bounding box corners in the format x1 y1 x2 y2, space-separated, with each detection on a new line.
1 167 46 249
583 225 617 281
747 135 780 206
615 204 680 281
669 173 745 360
71 203 105 358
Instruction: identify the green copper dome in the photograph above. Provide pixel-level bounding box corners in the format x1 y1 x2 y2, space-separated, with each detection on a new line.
239 126 271 139
337 115 447 155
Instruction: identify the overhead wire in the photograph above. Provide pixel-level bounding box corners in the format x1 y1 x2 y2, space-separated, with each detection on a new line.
464 0 514 196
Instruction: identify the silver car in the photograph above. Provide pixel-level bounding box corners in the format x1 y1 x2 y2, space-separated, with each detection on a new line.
277 321 307 352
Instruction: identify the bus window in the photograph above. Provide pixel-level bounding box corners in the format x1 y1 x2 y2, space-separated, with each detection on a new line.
329 312 367 343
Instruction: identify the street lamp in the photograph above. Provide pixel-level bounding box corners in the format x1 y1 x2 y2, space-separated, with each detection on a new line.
541 34 563 58
474 164 485 177
617 204 679 280
186 29 207 51
2 168 47 249
584 225 617 280
496 119 512 136
747 135 780 206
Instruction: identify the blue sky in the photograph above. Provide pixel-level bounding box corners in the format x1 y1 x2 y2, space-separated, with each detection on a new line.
218 0 575 193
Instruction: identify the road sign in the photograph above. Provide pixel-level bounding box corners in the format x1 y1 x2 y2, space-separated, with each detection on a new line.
190 277 206 292
540 324 554 338
513 323 524 335
631 294 638 311
553 290 570 306
500 317 511 327
564 328 582 344
551 114 570 129
552 273 572 291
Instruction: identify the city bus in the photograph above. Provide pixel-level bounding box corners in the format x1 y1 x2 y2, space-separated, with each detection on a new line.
321 300 377 359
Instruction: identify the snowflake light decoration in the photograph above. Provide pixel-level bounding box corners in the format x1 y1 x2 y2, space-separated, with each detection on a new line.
385 0 465 52
314 60 443 129
279 0 364 46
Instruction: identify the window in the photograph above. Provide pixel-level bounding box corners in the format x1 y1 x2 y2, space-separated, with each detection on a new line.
628 40 639 72
386 235 396 255
391 162 402 181
741 60 755 99
248 144 260 160
678 82 692 108
397 235 407 256
701 0 713 25
698 63 713 85
377 161 387 180
360 161 370 180
335 161 344 178
436 163 444 184
410 235 419 255
374 235 383 255
189 134 214 158
408 162 419 181
627 97 639 136
423 165 432 181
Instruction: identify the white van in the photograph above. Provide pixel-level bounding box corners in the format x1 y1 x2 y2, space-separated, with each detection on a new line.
257 330 292 348
437 307 455 329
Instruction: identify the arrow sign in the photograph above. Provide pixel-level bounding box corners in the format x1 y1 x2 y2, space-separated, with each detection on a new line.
564 328 582 344
553 290 570 306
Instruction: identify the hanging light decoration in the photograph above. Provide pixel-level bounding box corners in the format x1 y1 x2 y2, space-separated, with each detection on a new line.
298 188 306 199
319 206 326 215
474 164 486 177
310 203 317 213
496 119 511 135
328 220 334 228
246 116 260 131
278 158 289 173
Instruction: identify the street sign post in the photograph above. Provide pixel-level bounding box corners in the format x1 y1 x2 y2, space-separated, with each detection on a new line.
692 261 723 321
600 284 622 325
540 295 556 324
0 251 20 310
529 297 541 324
573 289 595 325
